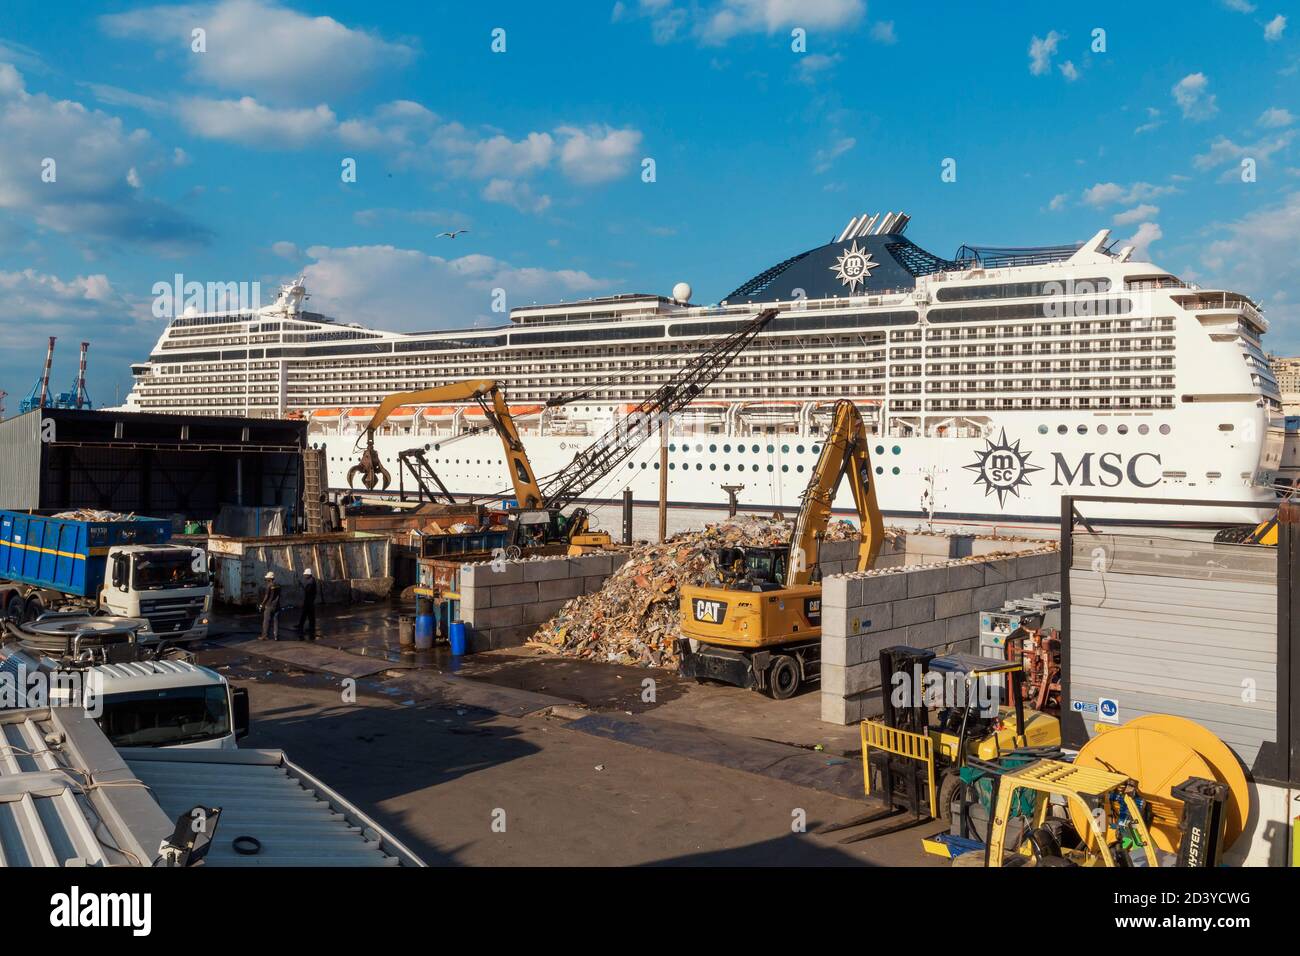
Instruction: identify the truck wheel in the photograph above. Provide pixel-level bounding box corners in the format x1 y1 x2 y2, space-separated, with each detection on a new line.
767 655 800 700
2 596 21 623
937 771 963 822
20 596 43 624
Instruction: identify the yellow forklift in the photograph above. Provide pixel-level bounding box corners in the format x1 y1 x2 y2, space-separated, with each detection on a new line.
817 645 1062 843
677 399 885 698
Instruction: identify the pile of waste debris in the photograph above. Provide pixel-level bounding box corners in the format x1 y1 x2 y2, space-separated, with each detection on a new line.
528 515 868 668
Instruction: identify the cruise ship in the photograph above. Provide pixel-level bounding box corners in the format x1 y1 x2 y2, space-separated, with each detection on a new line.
123 211 1286 530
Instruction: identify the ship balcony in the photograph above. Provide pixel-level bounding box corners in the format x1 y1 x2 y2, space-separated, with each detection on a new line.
1176 292 1267 329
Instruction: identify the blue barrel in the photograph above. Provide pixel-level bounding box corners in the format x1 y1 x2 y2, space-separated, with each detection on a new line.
448 620 467 656
415 612 434 649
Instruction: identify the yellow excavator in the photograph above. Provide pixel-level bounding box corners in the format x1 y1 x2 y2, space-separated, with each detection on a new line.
677 399 884 698
347 379 611 554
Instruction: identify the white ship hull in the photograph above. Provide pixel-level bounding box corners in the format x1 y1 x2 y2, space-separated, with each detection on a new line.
317 402 1282 530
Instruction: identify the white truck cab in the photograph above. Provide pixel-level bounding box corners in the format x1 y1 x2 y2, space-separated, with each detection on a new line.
103 544 212 642
0 640 249 750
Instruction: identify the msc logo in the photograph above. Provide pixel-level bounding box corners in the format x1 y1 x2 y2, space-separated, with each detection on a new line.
965 429 1041 506
693 599 727 624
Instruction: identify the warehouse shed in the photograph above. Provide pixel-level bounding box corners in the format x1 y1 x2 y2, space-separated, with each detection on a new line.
0 408 306 523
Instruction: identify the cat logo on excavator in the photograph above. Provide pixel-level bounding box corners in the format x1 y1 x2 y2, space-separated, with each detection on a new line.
693 599 727 624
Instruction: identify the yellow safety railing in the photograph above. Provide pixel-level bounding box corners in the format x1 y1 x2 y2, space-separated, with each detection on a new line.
860 719 936 817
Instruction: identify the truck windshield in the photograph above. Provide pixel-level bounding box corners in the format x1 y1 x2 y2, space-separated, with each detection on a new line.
133 551 207 590
96 685 230 747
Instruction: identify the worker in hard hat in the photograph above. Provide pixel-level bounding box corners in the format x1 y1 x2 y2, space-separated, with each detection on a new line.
259 571 282 641
298 568 318 642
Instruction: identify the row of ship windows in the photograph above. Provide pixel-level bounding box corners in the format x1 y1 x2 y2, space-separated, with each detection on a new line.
1038 422 1172 436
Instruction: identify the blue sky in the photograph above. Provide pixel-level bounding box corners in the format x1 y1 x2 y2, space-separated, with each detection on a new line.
0 0 1297 406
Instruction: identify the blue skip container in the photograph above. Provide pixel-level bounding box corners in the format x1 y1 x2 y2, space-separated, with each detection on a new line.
448 620 467 656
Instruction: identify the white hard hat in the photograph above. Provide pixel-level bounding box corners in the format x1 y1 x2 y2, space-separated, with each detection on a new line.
303 568 313 577
265 572 275 580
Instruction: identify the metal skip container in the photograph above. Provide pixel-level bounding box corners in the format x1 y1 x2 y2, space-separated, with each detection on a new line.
206 532 392 607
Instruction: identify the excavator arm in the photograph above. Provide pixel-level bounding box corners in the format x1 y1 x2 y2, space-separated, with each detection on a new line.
348 379 545 507
786 400 884 587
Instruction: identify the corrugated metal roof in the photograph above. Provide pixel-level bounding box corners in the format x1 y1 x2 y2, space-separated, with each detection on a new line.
1 709 420 868
92 659 215 684
123 749 421 867
0 708 168 867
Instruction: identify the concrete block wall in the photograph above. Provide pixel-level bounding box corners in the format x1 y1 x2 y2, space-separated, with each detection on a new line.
820 546 1060 725
457 552 630 652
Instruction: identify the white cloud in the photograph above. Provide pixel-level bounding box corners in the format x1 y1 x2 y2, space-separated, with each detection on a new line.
1172 73 1218 120
298 244 617 330
0 268 155 403
1264 14 1286 41
271 240 300 258
1124 222 1163 260
482 178 552 214
1202 191 1300 347
176 96 338 146
795 52 840 83
1259 107 1294 128
0 63 208 253
1059 60 1080 82
100 0 414 103
1081 181 1177 206
1113 204 1160 225
813 136 855 173
1135 107 1163 134
1193 130 1295 169
870 20 897 44
556 125 642 183
1048 192 1069 211
697 0 864 44
1028 31 1061 76
1220 0 1255 11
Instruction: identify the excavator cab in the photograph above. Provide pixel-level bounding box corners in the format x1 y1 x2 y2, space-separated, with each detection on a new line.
715 546 789 590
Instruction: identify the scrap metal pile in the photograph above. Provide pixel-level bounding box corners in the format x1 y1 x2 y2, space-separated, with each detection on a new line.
529 516 866 667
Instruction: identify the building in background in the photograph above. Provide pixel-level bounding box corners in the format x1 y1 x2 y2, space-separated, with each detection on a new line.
1269 354 1300 414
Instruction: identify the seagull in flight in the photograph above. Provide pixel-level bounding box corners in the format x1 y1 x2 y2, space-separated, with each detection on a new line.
437 229 470 239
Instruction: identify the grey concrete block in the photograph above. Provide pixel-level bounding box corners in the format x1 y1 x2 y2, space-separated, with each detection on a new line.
855 601 894 634
487 622 543 648
822 575 850 611
822 635 851 667
863 573 909 603
944 611 979 643
904 619 948 648
609 552 630 571
893 595 935 628
546 576 586 600
458 584 490 611
907 565 951 597
521 598 572 625
573 553 613 575
487 582 540 607
821 692 862 725
472 603 526 629
522 559 571 582
906 534 954 557
821 663 847 697
468 562 524 586
583 574 611 593
947 563 986 590
934 587 974 619
971 582 1008 613
982 559 1013 585
1006 577 1037 601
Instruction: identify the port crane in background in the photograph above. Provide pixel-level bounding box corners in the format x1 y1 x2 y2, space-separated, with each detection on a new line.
16 338 93 414
53 341 92 409
19 336 57 414
348 308 779 549
677 398 885 698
